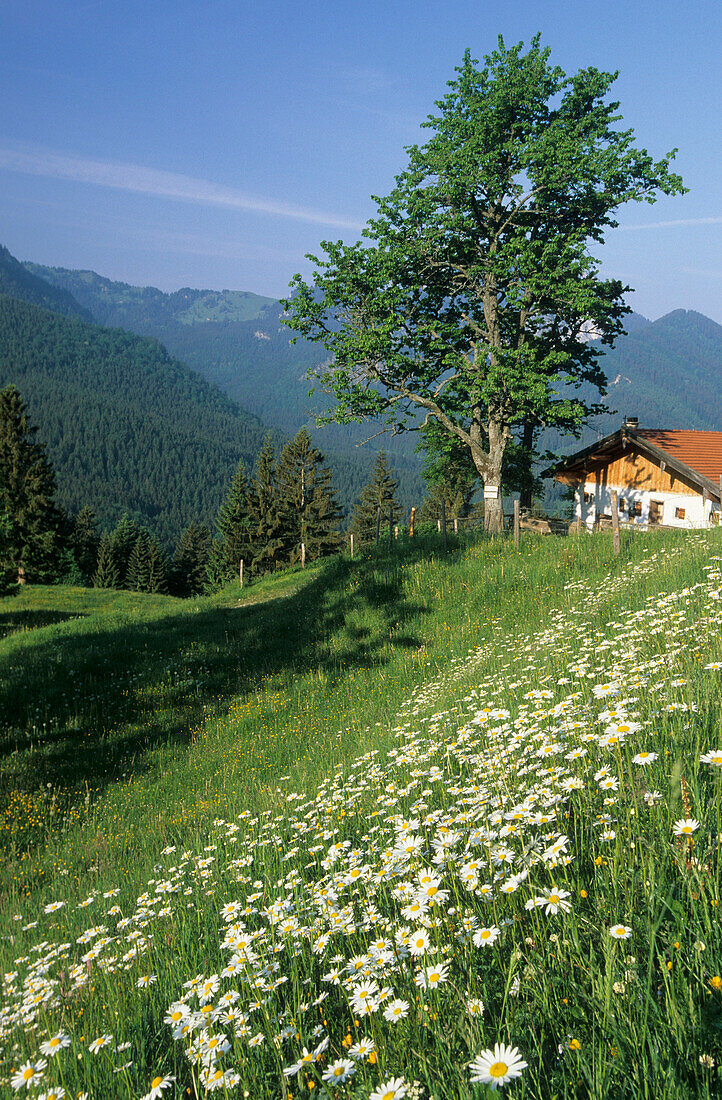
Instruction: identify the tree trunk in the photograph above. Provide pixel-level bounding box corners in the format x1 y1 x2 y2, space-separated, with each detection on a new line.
520 419 534 508
472 417 508 534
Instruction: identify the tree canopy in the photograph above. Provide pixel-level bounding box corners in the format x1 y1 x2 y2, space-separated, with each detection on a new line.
284 36 685 528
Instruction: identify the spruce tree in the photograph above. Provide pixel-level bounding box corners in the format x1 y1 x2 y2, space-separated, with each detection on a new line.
93 535 120 589
207 460 255 589
171 522 211 596
126 530 151 592
144 535 169 593
418 422 477 525
0 384 63 582
349 452 403 545
247 436 286 575
276 429 342 563
69 507 100 583
107 515 142 588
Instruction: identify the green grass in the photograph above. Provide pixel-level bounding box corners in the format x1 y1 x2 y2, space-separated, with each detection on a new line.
2 528 722 1098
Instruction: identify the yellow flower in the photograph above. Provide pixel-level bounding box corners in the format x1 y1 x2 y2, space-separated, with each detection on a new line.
569 1039 581 1051
709 975 722 990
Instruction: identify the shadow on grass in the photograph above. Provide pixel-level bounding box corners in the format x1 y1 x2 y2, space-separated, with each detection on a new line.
0 609 85 640
0 549 428 809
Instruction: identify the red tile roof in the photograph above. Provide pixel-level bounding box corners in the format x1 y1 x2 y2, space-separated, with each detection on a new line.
637 430 722 482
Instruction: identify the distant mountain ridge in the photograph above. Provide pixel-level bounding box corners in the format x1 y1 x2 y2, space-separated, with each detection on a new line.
0 247 91 321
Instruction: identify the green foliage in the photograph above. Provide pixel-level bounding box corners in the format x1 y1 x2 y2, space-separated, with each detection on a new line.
93 535 121 590
349 451 404 544
0 383 64 582
284 36 685 529
207 461 255 590
171 522 212 597
126 529 169 594
275 428 343 563
68 506 100 584
246 436 286 576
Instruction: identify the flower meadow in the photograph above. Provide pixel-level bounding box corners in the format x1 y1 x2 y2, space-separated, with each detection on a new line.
4 536 722 1098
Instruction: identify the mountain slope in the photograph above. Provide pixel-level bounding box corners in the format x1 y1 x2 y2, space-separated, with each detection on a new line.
1 247 91 321
26 260 427 502
0 295 271 543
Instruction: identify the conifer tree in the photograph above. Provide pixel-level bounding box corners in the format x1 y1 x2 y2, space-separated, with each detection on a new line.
0 384 63 582
69 507 100 583
144 535 169 593
247 435 286 575
126 529 169 593
171 522 211 596
349 452 403 545
276 428 343 564
107 515 142 588
93 535 120 589
207 460 255 589
126 530 151 592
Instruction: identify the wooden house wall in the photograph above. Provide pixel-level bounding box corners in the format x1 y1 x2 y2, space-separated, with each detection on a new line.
558 449 699 497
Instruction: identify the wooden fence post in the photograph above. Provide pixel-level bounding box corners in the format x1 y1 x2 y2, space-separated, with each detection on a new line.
453 517 458 534
239 559 244 587
350 532 354 558
409 507 416 538
441 498 447 549
611 490 620 555
513 498 520 550
301 542 306 569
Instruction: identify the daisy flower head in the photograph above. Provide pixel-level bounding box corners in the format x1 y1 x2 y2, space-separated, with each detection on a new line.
632 752 658 765
11 1059 48 1091
473 925 500 948
609 924 632 940
416 962 449 989
145 1075 175 1100
322 1058 356 1084
369 1079 408 1100
88 1034 113 1055
700 750 722 767
469 1043 528 1089
349 1037 376 1060
540 887 572 915
383 998 409 1023
673 818 700 837
39 1033 71 1058
37 1089 66 1100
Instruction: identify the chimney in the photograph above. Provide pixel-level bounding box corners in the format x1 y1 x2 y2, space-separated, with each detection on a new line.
623 416 638 430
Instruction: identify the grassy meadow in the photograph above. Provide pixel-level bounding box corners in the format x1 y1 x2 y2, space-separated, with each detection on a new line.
2 528 722 1098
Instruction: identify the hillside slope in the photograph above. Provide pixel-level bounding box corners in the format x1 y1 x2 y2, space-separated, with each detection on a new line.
0 295 271 542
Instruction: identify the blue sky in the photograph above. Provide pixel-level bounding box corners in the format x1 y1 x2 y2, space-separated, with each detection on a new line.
1 0 720 321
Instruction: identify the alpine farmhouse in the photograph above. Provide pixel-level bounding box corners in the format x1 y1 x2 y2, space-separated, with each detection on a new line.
547 419 722 530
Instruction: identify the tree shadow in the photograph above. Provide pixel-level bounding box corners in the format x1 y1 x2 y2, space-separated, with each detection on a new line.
0 551 428 809
0 609 84 640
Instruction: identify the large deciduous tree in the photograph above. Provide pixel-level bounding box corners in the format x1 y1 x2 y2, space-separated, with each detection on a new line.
284 36 685 530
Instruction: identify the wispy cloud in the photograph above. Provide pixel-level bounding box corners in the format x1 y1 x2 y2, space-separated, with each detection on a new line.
0 144 364 232
618 216 722 231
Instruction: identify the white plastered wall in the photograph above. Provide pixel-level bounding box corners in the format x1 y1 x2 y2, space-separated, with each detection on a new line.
573 483 717 529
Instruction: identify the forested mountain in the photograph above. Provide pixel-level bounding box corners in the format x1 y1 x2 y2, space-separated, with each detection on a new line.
589 310 722 434
26 260 426 503
1 247 91 321
0 295 271 543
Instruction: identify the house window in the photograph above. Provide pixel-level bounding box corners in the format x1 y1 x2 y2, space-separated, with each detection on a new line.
618 497 626 513
675 507 686 520
631 501 642 517
584 492 593 504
